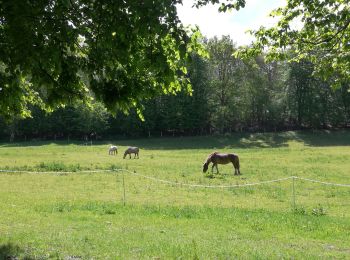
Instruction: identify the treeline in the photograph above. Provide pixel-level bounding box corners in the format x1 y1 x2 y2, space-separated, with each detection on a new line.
1 36 349 141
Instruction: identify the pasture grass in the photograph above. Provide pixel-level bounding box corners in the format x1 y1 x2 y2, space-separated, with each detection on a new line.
0 130 349 259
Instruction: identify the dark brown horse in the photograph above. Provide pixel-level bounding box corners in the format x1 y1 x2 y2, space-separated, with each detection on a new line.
123 146 139 159
203 152 241 175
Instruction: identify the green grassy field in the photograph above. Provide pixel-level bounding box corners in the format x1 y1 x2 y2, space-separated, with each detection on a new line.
0 130 349 259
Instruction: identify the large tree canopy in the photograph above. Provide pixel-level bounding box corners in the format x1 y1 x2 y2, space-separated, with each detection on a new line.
2 0 348 120
1 0 246 119
243 0 350 86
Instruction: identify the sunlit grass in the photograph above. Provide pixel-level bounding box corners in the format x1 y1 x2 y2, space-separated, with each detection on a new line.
0 130 349 258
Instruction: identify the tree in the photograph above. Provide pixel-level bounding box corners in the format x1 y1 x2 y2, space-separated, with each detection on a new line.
207 36 242 133
287 60 349 128
183 53 211 134
2 0 229 119
243 0 350 86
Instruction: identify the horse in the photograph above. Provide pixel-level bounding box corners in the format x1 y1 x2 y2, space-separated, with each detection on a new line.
108 145 118 155
203 152 241 175
123 147 139 159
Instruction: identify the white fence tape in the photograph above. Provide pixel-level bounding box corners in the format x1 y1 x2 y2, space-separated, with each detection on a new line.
0 169 115 174
126 170 294 188
294 176 350 187
1 168 349 188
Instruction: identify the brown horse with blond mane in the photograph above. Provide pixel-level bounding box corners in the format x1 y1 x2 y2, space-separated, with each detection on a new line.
203 152 241 175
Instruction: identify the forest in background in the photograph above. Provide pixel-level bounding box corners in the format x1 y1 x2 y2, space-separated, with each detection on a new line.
1 36 349 141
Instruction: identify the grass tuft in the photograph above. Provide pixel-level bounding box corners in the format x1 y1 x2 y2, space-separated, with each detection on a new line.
36 161 81 172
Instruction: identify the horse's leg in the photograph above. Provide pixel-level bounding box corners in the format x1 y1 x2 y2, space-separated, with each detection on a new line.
233 163 237 175
212 163 218 174
236 158 241 175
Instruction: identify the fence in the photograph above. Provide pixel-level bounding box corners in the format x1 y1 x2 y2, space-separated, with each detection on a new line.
1 168 349 214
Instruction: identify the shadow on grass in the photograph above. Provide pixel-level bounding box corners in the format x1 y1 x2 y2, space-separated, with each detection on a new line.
0 243 34 260
293 130 350 147
0 130 349 150
119 130 350 150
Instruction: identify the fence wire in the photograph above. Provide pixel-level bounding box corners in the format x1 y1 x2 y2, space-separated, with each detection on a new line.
1 168 349 188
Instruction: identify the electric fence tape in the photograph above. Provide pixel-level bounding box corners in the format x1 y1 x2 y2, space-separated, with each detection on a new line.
294 176 350 187
1 168 349 188
125 170 294 188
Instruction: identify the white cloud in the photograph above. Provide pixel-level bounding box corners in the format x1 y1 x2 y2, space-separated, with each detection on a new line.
177 0 286 46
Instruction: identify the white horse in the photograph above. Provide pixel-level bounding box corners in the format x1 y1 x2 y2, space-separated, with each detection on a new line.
108 145 118 155
123 147 139 159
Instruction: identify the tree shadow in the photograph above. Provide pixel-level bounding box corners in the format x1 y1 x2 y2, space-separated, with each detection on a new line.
0 134 285 149
0 140 106 148
108 132 289 150
122 130 350 150
0 243 34 260
0 130 349 150
293 130 350 147
120 130 350 150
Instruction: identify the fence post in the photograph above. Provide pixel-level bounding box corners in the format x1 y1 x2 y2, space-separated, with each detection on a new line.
122 171 126 206
292 176 296 211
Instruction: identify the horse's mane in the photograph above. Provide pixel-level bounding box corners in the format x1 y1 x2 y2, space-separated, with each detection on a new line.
209 151 218 157
205 151 218 164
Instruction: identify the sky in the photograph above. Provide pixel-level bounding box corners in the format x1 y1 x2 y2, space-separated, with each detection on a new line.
177 0 286 46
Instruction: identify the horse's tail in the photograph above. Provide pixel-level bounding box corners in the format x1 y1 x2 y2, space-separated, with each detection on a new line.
229 153 240 169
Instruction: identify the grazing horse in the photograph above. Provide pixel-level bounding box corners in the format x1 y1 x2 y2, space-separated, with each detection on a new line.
109 145 118 155
203 152 241 175
123 147 139 159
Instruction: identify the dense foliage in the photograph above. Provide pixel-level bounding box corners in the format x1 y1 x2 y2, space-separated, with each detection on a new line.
1 0 237 119
1 0 349 140
244 0 350 86
1 36 349 141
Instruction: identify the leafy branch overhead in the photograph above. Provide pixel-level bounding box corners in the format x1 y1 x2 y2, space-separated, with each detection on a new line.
239 0 350 86
0 0 237 119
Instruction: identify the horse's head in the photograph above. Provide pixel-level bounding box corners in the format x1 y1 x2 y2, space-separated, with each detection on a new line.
203 162 209 173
